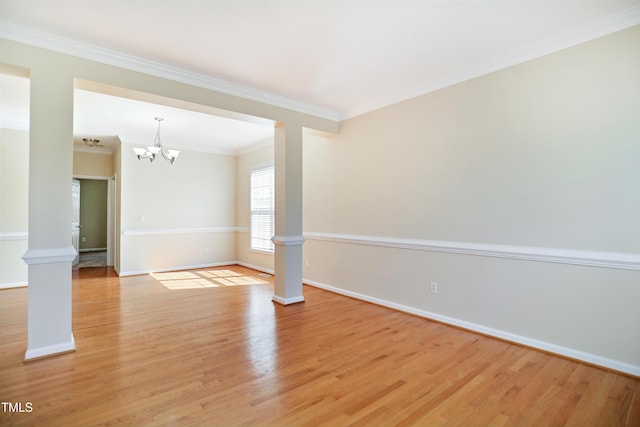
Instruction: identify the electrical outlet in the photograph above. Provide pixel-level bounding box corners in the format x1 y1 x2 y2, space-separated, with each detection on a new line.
430 282 438 295
305 258 310 267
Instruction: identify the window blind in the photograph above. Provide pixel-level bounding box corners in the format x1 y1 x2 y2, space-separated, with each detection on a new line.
250 166 274 252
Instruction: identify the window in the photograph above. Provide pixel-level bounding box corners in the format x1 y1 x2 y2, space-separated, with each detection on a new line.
250 165 275 253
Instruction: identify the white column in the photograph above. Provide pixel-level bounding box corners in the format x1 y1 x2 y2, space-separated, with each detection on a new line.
21 66 76 360
272 122 305 304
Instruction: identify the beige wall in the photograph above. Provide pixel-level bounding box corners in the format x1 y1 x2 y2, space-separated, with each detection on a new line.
1 26 637 373
78 179 108 250
235 143 274 271
0 128 29 287
73 151 113 177
302 26 640 372
119 143 237 274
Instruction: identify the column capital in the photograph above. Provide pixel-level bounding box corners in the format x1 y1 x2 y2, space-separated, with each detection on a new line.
271 235 306 247
22 246 77 265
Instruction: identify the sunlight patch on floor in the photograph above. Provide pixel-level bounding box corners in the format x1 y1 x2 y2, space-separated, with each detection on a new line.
152 269 270 290
159 278 221 290
151 271 200 280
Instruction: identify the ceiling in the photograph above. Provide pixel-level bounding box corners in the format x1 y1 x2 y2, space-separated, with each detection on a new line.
1 1 639 154
0 73 275 155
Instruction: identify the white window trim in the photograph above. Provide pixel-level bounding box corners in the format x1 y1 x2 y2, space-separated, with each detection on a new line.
250 162 275 254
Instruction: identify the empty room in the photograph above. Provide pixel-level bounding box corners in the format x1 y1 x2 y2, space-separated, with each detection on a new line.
1 1 639 425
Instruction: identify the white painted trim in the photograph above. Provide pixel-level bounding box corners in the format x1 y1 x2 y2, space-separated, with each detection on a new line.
72 174 116 269
236 227 250 233
0 232 28 241
272 295 305 305
121 227 239 236
73 174 111 181
250 160 274 172
250 248 275 256
0 20 340 122
79 247 107 253
73 146 114 155
1 7 637 123
24 334 76 361
22 246 77 265
343 5 640 119
236 261 274 276
272 235 306 247
236 138 274 156
166 142 235 156
0 281 28 289
304 232 640 271
118 261 237 277
303 278 640 377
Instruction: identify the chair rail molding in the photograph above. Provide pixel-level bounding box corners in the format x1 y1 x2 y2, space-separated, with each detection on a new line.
121 226 239 236
0 232 28 241
304 232 640 271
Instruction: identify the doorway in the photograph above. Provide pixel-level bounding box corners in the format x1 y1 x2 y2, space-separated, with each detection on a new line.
72 177 115 269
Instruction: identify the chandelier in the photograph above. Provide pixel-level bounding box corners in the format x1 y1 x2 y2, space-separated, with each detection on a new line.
132 117 180 164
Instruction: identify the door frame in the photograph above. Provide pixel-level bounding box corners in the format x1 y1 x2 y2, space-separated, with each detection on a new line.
73 174 116 267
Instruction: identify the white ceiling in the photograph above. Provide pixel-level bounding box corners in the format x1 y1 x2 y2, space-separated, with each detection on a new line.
0 73 275 155
1 1 639 153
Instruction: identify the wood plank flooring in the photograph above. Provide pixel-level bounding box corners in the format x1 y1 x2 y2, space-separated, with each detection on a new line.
1 265 638 426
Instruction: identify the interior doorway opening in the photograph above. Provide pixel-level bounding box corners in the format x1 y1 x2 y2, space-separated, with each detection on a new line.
72 176 115 269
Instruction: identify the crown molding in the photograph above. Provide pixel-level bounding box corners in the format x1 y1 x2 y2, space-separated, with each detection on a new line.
235 137 274 156
169 143 235 157
2 6 637 123
343 5 640 119
0 20 341 122
123 140 235 156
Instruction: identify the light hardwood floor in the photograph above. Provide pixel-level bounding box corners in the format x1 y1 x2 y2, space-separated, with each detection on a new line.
1 265 638 426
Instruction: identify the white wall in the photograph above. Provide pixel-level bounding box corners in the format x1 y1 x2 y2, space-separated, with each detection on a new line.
0 128 29 288
302 26 640 374
119 143 237 275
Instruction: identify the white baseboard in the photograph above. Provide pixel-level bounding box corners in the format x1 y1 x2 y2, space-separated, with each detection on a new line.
236 261 274 275
118 261 238 277
0 281 28 289
303 278 640 377
272 295 305 305
24 334 76 361
79 260 640 375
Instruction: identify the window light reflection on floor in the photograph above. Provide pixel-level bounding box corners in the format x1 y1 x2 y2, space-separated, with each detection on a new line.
151 269 271 290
